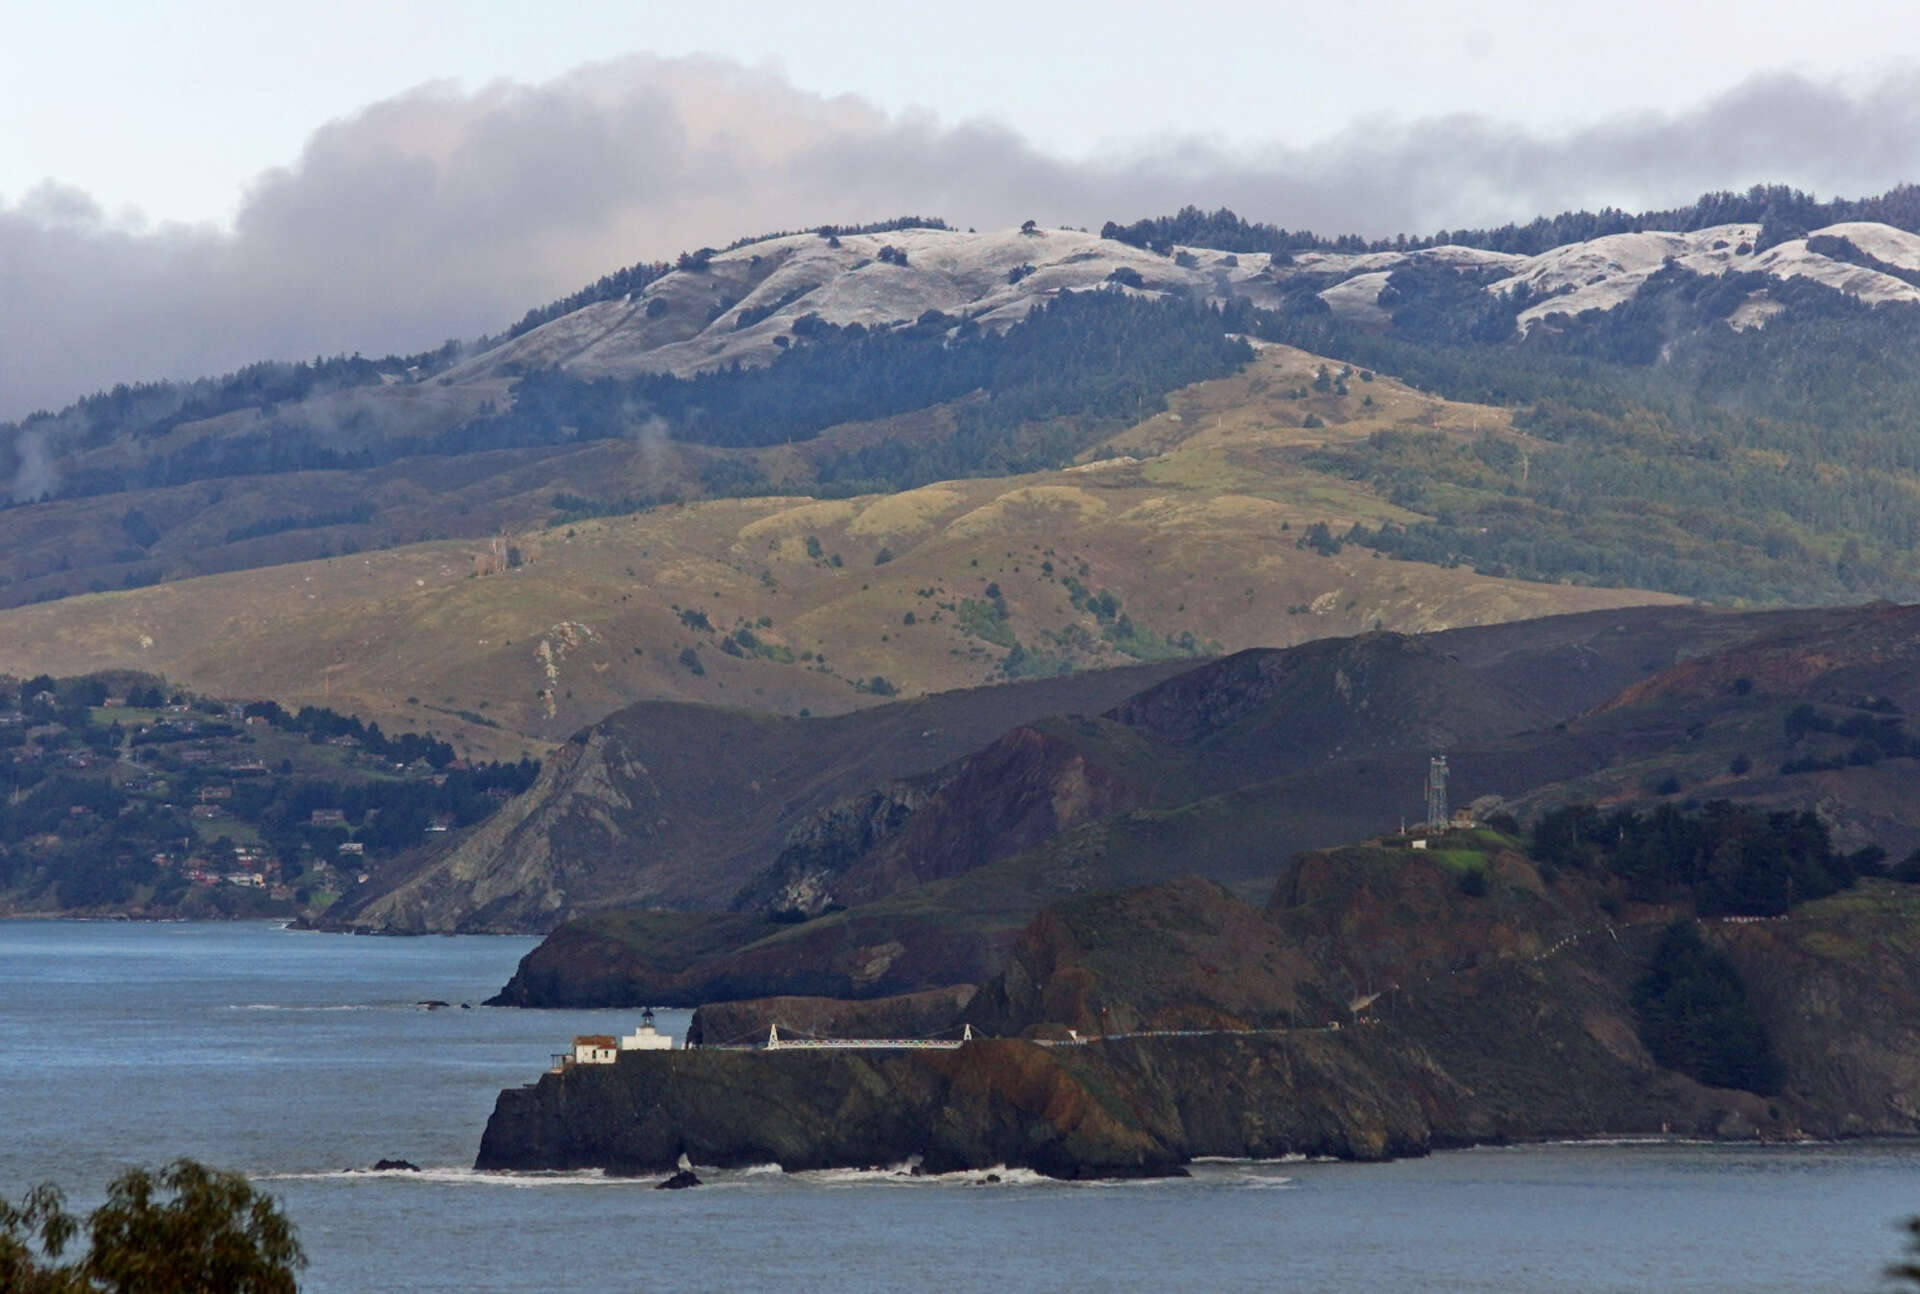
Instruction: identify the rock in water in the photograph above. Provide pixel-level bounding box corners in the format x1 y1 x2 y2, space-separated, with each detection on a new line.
373 1159 421 1172
656 1169 701 1190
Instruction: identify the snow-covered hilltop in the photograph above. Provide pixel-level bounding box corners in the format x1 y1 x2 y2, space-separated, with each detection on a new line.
456 217 1920 384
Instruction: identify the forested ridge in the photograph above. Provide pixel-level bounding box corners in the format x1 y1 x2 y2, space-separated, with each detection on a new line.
1255 266 1920 602
1101 182 1920 257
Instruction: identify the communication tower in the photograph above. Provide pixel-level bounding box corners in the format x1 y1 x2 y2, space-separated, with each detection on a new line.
1426 755 1449 830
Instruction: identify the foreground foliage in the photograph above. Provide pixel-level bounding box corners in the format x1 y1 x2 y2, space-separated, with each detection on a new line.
0 1160 304 1293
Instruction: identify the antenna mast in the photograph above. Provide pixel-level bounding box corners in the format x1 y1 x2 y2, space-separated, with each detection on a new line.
1426 755 1449 830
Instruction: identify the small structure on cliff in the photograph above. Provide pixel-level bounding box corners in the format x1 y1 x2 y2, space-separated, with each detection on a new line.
1426 755 1449 830
621 1007 674 1051
551 1013 675 1072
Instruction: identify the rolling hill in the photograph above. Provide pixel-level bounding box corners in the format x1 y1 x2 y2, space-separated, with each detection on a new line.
12 192 1920 618
0 342 1669 759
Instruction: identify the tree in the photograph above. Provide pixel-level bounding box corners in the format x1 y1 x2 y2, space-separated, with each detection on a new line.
1632 920 1783 1094
1 1160 305 1292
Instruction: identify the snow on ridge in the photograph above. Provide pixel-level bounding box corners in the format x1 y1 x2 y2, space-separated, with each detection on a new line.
454 218 1920 382
1749 235 1920 309
1805 221 1920 272
493 225 1297 382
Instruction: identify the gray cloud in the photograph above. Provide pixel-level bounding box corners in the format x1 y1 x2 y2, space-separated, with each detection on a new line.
5 55 1920 425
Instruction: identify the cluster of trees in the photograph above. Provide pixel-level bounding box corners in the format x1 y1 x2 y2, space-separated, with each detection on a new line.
239 700 466 770
1 345 465 505
1101 183 1920 260
1269 272 1920 604
1529 800 1876 917
1632 919 1783 1095
504 258 673 340
1780 701 1918 773
224 502 375 545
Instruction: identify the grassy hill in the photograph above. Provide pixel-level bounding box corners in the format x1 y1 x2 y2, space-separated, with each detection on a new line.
0 344 1670 760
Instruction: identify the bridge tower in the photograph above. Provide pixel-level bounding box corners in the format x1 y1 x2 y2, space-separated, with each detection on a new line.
1426 755 1449 830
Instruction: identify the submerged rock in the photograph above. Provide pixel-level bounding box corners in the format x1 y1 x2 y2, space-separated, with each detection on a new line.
655 1169 702 1190
372 1159 421 1172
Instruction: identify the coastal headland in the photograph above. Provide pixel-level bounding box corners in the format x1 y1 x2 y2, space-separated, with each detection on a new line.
477 859 1920 1179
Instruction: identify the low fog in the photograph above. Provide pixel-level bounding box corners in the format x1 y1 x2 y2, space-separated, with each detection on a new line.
4 54 1920 422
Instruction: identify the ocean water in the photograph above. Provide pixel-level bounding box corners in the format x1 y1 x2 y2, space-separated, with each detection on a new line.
2 919 1916 1293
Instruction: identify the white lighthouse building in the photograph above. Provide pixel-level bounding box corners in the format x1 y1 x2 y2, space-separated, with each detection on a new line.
619 1006 675 1051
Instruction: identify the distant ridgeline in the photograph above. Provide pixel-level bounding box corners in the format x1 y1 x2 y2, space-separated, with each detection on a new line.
0 673 538 917
1 288 1249 510
1102 183 1920 257
464 290 1254 503
1 345 468 503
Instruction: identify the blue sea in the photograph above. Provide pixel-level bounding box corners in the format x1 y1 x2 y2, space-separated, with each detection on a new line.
2 919 1915 1292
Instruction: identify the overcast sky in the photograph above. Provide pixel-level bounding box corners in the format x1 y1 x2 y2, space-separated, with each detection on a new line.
5 0 1920 420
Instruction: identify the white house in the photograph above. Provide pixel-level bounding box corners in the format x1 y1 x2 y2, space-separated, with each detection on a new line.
570 1035 618 1065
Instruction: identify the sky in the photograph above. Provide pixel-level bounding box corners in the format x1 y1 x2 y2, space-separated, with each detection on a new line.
5 0 1920 420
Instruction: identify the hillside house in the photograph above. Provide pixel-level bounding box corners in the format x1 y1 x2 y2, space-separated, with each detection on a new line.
310 808 346 826
571 1036 618 1065
337 841 365 856
190 804 224 821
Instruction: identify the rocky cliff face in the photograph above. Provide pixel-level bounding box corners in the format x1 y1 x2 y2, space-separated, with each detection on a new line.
726 782 933 917
1718 886 1920 1136
477 873 1920 1178
475 1030 1454 1179
326 662 1192 933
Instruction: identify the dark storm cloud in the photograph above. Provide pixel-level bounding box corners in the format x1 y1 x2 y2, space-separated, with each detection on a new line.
5 54 1920 428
